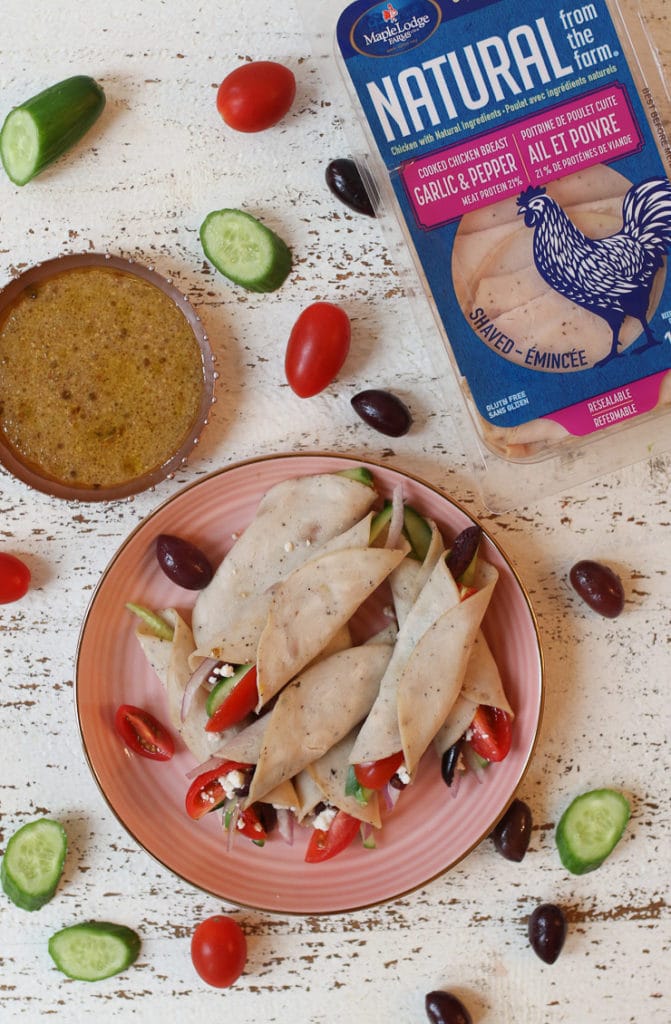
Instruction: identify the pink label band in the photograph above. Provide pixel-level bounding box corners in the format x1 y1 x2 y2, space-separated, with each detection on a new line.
401 83 642 227
545 371 668 436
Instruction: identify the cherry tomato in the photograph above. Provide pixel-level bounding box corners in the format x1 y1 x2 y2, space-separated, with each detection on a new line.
354 751 404 790
305 810 361 863
191 915 247 988
468 705 512 763
185 761 253 820
216 60 296 133
285 302 351 398
205 665 259 733
0 552 31 604
114 704 174 761
235 804 268 843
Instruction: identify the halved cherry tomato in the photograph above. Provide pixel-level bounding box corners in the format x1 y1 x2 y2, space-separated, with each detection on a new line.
191 914 247 988
285 302 351 398
234 804 267 843
0 552 31 604
468 705 512 763
205 665 258 733
114 704 174 761
354 751 404 790
185 761 253 820
216 60 296 133
305 810 361 863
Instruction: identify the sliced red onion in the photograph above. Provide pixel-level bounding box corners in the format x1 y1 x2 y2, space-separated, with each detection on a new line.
180 657 218 722
381 782 403 812
224 802 240 852
448 770 462 800
385 485 405 550
276 808 295 845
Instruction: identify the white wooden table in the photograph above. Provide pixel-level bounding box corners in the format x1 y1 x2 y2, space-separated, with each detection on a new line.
1 3 669 1021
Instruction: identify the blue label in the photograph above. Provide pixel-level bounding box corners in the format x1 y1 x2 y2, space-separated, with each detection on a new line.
337 0 671 447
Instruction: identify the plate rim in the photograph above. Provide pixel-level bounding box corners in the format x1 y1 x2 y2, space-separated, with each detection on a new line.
75 451 545 915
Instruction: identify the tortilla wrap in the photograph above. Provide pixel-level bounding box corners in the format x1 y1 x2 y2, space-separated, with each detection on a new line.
191 513 375 668
243 641 394 807
350 556 498 776
307 730 382 828
433 694 478 757
135 608 228 763
255 544 406 708
191 473 377 657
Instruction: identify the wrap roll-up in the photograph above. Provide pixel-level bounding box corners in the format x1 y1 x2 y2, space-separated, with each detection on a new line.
349 554 498 778
214 641 394 809
190 472 378 664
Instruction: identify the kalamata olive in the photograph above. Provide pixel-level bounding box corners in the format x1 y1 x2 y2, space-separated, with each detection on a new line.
156 534 214 590
569 559 624 618
351 389 412 437
445 525 482 583
491 798 532 862
440 739 463 787
528 903 567 964
325 158 376 217
425 990 472 1024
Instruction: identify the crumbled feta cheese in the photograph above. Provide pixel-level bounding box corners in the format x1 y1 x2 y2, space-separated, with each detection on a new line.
312 806 337 832
396 763 411 786
220 770 246 799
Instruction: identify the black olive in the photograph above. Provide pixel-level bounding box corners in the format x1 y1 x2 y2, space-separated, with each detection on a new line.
325 158 376 217
254 802 278 834
528 903 567 964
491 798 532 862
155 533 214 590
445 526 482 583
440 739 463 787
351 389 412 437
425 990 472 1024
569 560 624 618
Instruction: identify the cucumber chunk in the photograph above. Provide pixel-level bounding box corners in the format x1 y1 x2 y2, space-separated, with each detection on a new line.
200 208 292 292
48 921 141 981
0 75 105 186
125 602 174 641
206 663 253 717
555 788 630 875
1 818 67 911
369 500 393 545
403 505 432 561
336 466 375 488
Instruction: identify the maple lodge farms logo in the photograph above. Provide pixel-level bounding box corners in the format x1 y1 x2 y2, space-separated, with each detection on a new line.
351 0 442 58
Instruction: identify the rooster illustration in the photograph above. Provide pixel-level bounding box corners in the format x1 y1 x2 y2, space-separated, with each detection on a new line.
516 177 671 367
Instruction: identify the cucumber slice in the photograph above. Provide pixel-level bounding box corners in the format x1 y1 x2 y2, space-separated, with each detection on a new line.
1 818 67 911
369 500 393 545
200 208 292 292
206 663 253 717
556 788 630 875
336 466 375 488
125 602 174 641
48 921 141 981
0 75 105 186
403 505 432 561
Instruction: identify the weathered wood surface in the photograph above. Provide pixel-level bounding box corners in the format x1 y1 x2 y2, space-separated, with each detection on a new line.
0 3 669 1021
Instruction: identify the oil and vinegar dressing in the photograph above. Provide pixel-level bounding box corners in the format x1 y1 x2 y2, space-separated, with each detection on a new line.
0 266 204 489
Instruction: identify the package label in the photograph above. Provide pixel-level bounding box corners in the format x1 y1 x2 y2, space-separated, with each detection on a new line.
337 0 671 451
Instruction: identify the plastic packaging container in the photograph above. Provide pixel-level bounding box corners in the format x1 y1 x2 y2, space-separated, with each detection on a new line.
298 0 671 510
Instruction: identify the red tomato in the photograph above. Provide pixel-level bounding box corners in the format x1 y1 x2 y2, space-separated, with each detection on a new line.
285 302 351 398
305 810 361 863
114 704 174 761
0 552 31 604
185 761 253 820
354 751 404 790
205 665 258 733
216 60 296 133
468 705 512 763
235 804 267 843
191 915 247 988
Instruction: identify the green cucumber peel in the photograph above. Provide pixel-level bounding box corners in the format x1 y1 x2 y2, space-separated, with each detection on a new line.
336 466 375 488
48 921 141 981
125 603 174 641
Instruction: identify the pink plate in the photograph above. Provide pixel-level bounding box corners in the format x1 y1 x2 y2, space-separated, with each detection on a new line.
76 453 543 914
